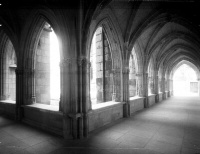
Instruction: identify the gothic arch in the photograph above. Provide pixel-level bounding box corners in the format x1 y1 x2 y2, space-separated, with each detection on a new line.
85 8 124 108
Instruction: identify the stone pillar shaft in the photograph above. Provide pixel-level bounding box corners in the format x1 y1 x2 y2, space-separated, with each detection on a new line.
122 67 130 117
144 73 149 108
15 69 24 121
154 75 159 103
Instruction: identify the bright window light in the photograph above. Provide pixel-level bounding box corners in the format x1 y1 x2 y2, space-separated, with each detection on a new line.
50 30 60 101
173 64 198 96
90 31 97 104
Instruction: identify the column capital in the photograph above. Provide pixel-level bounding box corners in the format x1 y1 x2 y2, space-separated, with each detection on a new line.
77 58 90 67
112 68 120 74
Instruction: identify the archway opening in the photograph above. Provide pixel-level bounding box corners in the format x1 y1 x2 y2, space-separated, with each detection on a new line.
3 39 17 102
173 64 198 96
148 59 154 95
35 22 60 106
129 47 138 97
90 26 113 106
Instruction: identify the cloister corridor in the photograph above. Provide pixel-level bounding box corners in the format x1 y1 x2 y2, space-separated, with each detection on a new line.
0 96 200 154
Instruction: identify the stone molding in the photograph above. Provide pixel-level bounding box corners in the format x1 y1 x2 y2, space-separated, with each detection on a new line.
60 58 91 68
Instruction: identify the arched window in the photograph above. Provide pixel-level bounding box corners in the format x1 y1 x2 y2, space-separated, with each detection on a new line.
35 22 60 106
2 39 17 102
90 26 113 105
129 48 138 97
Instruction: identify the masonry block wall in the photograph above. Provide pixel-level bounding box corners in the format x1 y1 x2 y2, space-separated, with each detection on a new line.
35 27 51 104
103 32 112 102
95 27 113 103
3 40 16 101
95 27 104 103
148 74 154 94
129 55 137 97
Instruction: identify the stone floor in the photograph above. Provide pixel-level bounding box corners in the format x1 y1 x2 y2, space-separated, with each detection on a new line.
1 96 200 154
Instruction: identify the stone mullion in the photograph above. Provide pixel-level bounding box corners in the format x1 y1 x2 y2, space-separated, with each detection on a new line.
15 69 24 120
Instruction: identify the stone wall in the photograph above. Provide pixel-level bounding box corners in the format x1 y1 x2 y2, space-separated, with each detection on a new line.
3 40 16 101
0 102 16 119
95 27 104 103
159 92 163 102
148 94 156 106
35 27 51 104
91 27 113 103
88 103 123 132
23 106 63 136
129 97 145 114
103 32 113 102
129 54 137 97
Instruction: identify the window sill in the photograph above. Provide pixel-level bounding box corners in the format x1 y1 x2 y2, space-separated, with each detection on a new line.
92 101 124 110
24 103 59 112
129 96 144 101
0 100 16 104
148 93 156 96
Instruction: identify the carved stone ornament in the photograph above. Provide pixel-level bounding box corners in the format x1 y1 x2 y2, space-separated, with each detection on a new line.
77 58 90 67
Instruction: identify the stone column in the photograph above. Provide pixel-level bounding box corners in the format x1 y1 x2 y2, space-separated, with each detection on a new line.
81 58 91 138
122 67 130 117
24 69 35 105
15 69 24 121
161 77 166 100
60 58 74 139
166 78 170 97
170 79 173 96
76 58 91 139
31 69 36 103
144 73 149 108
0 57 4 100
154 75 159 103
61 58 83 139
111 69 116 101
